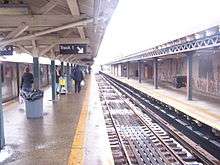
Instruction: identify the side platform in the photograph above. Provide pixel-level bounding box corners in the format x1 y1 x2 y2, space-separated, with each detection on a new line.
103 73 220 132
1 75 113 165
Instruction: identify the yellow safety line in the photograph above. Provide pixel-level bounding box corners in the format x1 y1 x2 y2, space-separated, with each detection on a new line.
68 77 91 165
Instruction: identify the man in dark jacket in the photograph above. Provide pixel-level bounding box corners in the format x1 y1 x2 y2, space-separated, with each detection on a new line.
21 67 34 92
55 66 61 94
71 65 84 93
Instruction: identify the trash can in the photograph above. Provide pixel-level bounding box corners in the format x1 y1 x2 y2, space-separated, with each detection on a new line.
20 89 44 119
25 98 43 118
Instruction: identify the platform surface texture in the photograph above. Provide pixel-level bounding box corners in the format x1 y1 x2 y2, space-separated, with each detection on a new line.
111 75 220 131
0 76 90 164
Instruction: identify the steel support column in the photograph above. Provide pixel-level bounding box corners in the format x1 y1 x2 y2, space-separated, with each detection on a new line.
16 63 20 96
67 63 71 92
187 52 193 100
153 58 158 89
138 61 142 83
51 60 56 100
0 64 5 149
33 57 40 89
61 61 64 76
127 62 130 79
70 63 73 75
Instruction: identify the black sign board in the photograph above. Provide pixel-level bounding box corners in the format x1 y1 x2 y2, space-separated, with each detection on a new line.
0 45 13 56
59 44 86 54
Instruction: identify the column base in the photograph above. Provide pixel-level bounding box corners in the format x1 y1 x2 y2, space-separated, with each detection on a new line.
0 137 5 149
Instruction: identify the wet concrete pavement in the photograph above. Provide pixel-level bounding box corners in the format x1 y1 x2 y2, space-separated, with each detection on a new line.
84 75 114 165
0 77 89 165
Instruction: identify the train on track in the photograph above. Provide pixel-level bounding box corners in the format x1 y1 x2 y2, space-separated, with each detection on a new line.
0 60 51 103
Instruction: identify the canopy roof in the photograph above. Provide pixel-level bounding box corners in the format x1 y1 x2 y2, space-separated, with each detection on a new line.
108 25 220 64
0 0 118 65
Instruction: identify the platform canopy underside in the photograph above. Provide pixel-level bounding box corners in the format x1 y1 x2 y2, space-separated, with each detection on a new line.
0 0 118 64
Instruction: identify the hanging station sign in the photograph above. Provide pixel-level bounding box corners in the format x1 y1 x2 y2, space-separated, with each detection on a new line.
59 44 87 54
0 45 13 56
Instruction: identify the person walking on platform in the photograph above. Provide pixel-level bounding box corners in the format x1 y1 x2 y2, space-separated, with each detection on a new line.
56 66 61 94
88 65 91 74
20 66 34 92
71 65 84 93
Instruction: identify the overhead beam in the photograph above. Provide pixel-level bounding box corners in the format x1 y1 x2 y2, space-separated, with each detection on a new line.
56 53 91 61
71 59 93 65
65 55 75 62
50 49 55 59
6 22 29 39
58 37 89 44
61 55 73 62
55 54 62 59
0 18 93 46
66 0 80 16
0 14 87 27
63 29 74 37
16 37 90 47
40 44 56 56
66 0 86 39
77 26 86 39
70 57 77 62
68 56 78 62
63 26 86 39
20 45 47 49
56 0 69 7
16 44 31 54
71 54 92 60
32 40 38 57
39 1 57 14
0 27 56 32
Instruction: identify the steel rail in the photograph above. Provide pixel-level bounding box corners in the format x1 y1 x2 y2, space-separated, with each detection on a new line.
100 86 133 165
103 75 188 165
101 72 220 165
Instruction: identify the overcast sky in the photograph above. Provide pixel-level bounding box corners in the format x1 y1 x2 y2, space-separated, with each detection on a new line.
95 0 220 65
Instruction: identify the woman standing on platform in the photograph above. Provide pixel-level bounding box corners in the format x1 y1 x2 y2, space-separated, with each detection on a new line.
20 66 34 92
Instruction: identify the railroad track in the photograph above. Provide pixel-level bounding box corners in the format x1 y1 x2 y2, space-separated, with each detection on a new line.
96 74 220 165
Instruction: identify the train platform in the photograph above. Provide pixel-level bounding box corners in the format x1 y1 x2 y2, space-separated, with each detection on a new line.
0 75 113 165
108 74 220 132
